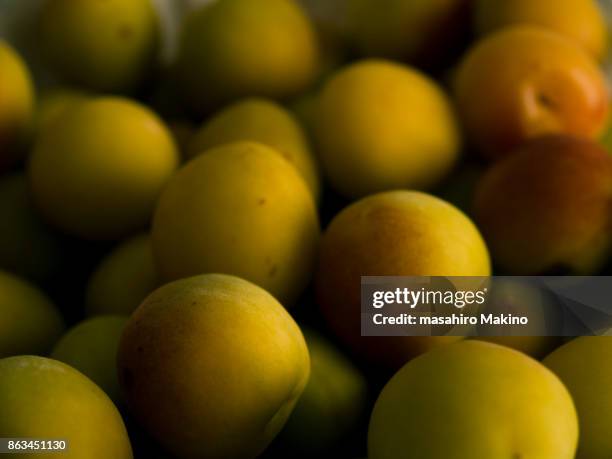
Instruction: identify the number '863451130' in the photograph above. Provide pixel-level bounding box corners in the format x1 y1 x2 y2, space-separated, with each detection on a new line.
7 439 67 451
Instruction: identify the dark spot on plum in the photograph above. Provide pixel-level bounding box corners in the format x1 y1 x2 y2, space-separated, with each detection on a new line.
537 93 555 110
137 346 144 353
258 198 267 206
269 265 278 277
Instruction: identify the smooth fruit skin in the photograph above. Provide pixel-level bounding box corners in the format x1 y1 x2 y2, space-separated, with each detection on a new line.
473 135 612 274
544 337 612 459
0 356 133 459
0 174 64 283
475 0 608 61
455 26 609 160
175 0 320 113
86 234 157 316
117 274 310 459
28 97 179 240
39 0 159 92
51 316 128 403
368 341 578 459
477 336 562 359
36 88 90 135
0 271 64 358
188 98 321 201
280 329 367 452
347 0 470 65
0 41 35 171
152 141 320 306
315 60 460 198
316 191 490 368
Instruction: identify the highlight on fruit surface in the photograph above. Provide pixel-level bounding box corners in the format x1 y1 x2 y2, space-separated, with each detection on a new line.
454 25 609 160
28 97 180 240
315 60 461 198
316 190 490 368
368 341 578 459
0 40 35 171
188 97 321 201
152 141 320 306
0 355 133 459
474 0 608 60
175 0 321 113
117 273 310 459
